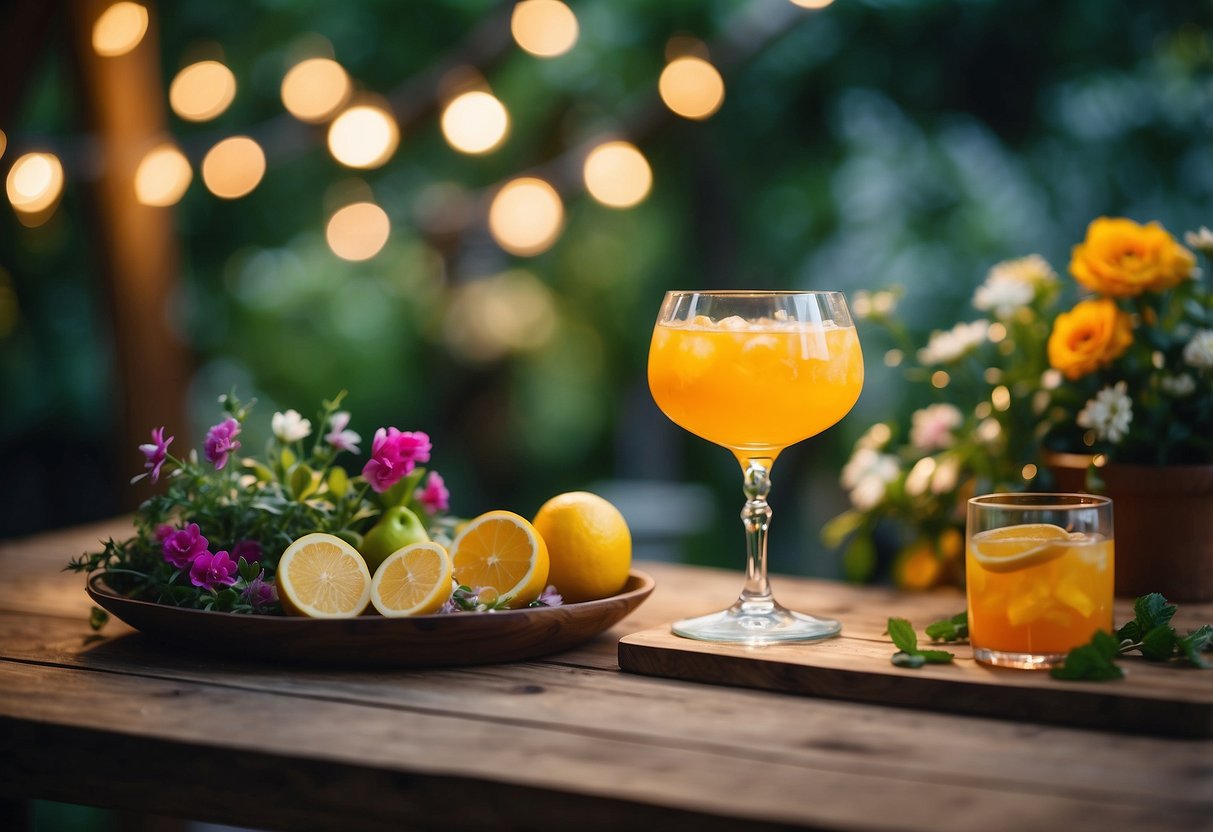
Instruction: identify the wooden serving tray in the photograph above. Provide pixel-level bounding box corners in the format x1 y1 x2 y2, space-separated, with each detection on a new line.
619 602 1213 738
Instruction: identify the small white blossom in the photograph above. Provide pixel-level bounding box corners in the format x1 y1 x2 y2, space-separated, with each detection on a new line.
1184 226 1213 254
1077 381 1133 444
972 255 1057 319
917 320 990 365
904 457 936 498
840 447 900 511
271 409 312 443
909 403 963 452
1182 330 1213 370
1159 374 1197 397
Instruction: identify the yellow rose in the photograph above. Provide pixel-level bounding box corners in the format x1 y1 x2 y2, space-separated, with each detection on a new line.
1070 217 1196 297
1047 298 1133 380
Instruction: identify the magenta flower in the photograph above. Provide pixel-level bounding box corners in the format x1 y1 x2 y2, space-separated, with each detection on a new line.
241 570 278 608
154 523 174 542
231 539 262 563
325 411 361 454
138 426 173 483
361 427 431 493
414 471 450 514
204 417 242 470
162 523 209 568
189 550 239 591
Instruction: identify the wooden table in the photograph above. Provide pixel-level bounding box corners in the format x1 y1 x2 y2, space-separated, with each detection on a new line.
2 519 1211 831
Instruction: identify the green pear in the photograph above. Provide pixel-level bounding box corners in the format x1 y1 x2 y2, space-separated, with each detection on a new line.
359 505 430 574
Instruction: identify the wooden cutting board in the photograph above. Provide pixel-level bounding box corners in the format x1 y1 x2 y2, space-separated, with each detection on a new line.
618 601 1213 738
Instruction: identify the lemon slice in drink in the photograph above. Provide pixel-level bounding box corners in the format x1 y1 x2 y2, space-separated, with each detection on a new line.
370 542 453 617
969 523 1072 574
277 533 372 617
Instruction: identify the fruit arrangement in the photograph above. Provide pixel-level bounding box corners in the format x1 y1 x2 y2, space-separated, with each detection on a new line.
68 393 632 618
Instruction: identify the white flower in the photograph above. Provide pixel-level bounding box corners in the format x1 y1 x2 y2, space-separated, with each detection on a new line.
909 403 963 452
841 447 900 511
917 320 990 365
271 409 312 443
1182 330 1213 370
1076 381 1133 444
972 255 1057 319
1184 226 1213 254
855 422 893 451
1159 374 1197 397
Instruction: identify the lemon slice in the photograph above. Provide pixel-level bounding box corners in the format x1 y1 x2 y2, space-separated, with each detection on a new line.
370 542 453 617
450 510 550 608
277 533 372 618
970 523 1072 574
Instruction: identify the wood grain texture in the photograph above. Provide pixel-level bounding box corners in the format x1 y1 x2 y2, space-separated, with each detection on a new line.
3 519 1213 831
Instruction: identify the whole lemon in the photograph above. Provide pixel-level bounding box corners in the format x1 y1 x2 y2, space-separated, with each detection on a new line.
533 492 631 603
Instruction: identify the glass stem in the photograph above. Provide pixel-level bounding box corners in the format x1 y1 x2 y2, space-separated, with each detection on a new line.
738 460 775 613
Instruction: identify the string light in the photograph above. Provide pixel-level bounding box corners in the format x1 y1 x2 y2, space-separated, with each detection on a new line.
281 58 351 123
326 202 391 261
0 129 7 161
6 152 65 215
510 0 579 58
789 0 836 8
1021 463 1038 481
327 104 399 169
201 136 265 199
92 2 148 57
440 91 509 155
134 143 192 207
170 61 237 122
583 141 652 208
488 177 564 256
658 56 725 120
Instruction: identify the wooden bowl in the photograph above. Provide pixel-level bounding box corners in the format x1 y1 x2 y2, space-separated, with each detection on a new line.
86 570 654 667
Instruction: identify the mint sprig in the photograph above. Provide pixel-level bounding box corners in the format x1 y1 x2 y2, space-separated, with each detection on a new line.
888 617 954 668
925 611 968 642
1050 593 1213 681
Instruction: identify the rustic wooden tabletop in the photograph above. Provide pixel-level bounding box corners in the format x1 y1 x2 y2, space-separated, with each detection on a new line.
1 519 1211 831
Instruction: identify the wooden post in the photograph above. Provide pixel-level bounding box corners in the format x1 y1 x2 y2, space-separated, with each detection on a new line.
66 0 190 505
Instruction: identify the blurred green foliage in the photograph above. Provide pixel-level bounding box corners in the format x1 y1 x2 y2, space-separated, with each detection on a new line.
2 0 1211 578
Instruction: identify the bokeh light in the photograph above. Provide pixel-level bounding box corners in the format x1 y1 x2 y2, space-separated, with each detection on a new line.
443 271 557 363
488 177 564 257
583 141 652 208
326 202 391 261
281 58 351 123
0 130 7 161
92 2 149 57
201 137 265 199
790 0 836 8
6 152 65 215
169 61 237 122
134 143 192 207
510 0 579 58
440 91 510 155
658 56 725 120
327 104 399 169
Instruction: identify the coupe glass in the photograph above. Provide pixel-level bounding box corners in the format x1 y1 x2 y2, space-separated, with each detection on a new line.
648 291 864 643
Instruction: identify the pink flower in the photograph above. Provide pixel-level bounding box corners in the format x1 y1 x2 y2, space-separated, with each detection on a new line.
154 524 175 542
414 471 450 514
231 539 262 563
204 417 242 470
325 411 361 454
537 585 564 607
241 570 278 608
138 426 173 483
189 550 239 591
162 523 209 568
361 427 431 493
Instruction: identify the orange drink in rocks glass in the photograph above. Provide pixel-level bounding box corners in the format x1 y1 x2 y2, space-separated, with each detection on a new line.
648 291 863 643
966 493 1114 669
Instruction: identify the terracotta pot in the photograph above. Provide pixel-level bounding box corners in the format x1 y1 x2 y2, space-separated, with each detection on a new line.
1045 452 1213 602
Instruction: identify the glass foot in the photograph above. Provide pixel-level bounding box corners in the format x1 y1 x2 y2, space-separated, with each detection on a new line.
973 647 1065 670
672 602 841 644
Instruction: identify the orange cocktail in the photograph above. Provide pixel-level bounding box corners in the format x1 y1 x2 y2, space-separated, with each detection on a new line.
966 495 1114 669
648 316 863 461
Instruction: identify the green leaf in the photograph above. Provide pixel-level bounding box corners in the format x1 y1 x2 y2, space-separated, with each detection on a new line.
379 467 427 509
917 649 955 663
88 607 109 632
237 556 259 583
1178 625 1213 669
1115 619 1142 643
327 466 350 499
1140 625 1178 662
243 458 275 483
1050 630 1125 681
822 510 864 549
288 464 318 501
1134 593 1177 632
891 651 926 668
925 611 969 642
887 617 918 654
